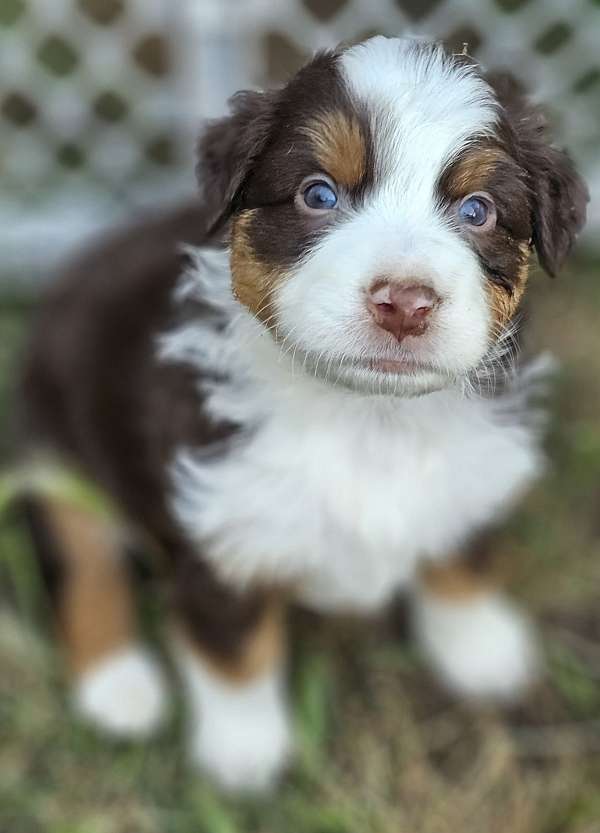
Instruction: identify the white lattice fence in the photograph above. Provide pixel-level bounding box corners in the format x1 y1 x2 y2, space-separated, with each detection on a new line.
1 0 599 284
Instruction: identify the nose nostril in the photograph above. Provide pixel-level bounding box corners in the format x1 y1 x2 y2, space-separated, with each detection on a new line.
367 280 440 342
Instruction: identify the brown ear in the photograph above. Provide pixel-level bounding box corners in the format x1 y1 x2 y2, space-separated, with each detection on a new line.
196 90 278 233
489 72 589 277
522 135 589 277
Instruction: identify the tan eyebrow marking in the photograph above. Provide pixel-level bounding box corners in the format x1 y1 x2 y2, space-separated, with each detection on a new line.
302 110 366 187
443 146 509 197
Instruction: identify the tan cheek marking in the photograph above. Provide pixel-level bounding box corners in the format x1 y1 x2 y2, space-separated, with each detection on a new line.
230 210 286 322
302 110 366 188
420 560 495 601
488 244 530 333
43 499 136 676
445 147 509 197
175 599 285 684
444 145 531 331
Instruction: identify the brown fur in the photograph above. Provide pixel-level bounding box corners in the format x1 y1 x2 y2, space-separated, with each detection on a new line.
17 201 262 673
230 209 282 320
302 110 366 187
43 499 136 675
486 71 588 277
421 559 494 601
487 244 530 332
438 137 534 335
176 599 285 683
442 146 511 198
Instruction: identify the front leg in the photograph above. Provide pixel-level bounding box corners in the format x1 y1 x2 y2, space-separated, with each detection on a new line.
171 559 292 792
412 558 539 700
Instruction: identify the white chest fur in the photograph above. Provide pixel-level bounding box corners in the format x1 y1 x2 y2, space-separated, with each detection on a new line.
161 251 544 613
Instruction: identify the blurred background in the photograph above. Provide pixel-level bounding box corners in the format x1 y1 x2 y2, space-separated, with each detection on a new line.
0 2 599 832
0 0 599 282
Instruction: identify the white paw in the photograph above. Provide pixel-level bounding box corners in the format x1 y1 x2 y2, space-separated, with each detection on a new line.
189 689 292 793
73 645 168 737
176 642 292 792
414 591 540 700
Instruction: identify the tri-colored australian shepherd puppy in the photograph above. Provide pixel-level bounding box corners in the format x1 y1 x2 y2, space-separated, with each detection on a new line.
18 36 587 791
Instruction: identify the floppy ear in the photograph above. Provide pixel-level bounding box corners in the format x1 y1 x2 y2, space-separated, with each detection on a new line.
490 73 589 277
520 127 589 277
196 90 277 233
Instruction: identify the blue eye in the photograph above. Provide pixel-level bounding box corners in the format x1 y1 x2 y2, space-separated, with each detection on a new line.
303 181 338 211
458 194 491 226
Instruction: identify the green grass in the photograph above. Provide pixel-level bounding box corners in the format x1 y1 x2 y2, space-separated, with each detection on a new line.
1 256 600 833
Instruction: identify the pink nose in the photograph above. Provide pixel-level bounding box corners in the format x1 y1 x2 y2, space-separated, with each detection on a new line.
367 280 440 342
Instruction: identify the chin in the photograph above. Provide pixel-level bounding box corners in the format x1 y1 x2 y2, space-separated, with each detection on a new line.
295 348 453 397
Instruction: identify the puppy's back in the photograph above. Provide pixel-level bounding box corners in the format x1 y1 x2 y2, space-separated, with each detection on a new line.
18 199 227 549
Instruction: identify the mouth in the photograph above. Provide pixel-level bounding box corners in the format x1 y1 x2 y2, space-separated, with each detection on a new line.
359 357 435 375
283 346 451 396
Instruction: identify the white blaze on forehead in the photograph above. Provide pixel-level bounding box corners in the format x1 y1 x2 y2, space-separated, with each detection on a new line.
340 37 498 201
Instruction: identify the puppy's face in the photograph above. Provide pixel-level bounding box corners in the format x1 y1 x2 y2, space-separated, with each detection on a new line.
199 37 587 396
